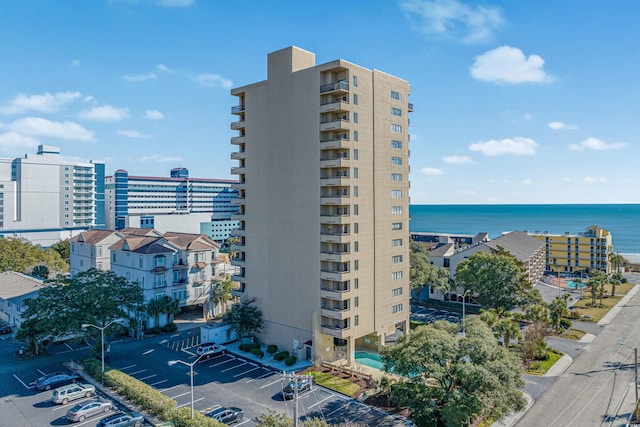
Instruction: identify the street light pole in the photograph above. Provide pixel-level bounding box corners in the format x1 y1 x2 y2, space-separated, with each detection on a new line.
82 320 119 383
168 353 208 419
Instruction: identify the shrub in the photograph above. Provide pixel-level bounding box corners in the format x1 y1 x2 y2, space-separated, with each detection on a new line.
559 318 572 330
274 351 289 361
239 343 260 352
285 356 297 366
410 320 425 330
146 327 162 335
169 406 224 427
266 344 278 354
251 348 264 358
161 322 178 333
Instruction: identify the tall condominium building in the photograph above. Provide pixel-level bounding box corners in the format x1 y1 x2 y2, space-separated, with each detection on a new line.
230 47 412 364
530 225 613 275
105 168 239 242
0 145 105 246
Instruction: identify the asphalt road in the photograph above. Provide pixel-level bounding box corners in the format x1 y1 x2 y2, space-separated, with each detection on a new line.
517 274 640 427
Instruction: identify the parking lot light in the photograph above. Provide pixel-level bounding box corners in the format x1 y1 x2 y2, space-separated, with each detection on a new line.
82 320 121 384
168 353 209 419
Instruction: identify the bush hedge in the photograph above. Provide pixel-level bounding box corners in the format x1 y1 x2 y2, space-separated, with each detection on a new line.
239 343 260 352
250 348 264 358
161 322 178 333
266 344 278 355
274 351 289 361
146 327 162 335
81 359 224 427
285 356 297 366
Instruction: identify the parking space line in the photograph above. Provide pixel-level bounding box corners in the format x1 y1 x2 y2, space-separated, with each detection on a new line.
260 378 282 389
235 420 250 426
129 369 146 375
170 391 190 399
208 358 235 368
160 384 180 393
325 400 350 417
116 364 136 371
221 361 247 373
159 339 168 345
170 333 179 338
181 348 196 356
64 342 75 351
149 379 168 387
37 369 46 376
233 366 261 378
13 374 33 389
143 349 154 355
309 395 332 409
138 374 156 381
247 362 257 367
177 397 204 408
247 370 274 382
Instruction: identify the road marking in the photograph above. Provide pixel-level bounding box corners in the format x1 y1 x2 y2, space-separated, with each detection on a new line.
138 374 156 381
221 361 247 372
64 342 75 351
309 395 332 408
181 348 196 356
233 366 261 378
171 333 179 338
159 339 168 344
143 349 154 355
248 362 257 367
13 374 33 389
116 364 137 371
260 378 282 389
177 397 204 408
129 369 146 376
160 384 180 393
170 391 191 399
149 379 168 387
55 349 72 354
200 404 221 413
235 420 250 426
37 369 46 375
247 370 274 382
208 358 235 368
325 400 349 416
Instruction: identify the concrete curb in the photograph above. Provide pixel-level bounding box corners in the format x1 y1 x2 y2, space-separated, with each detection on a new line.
598 284 640 325
544 354 573 377
491 392 534 427
578 333 595 343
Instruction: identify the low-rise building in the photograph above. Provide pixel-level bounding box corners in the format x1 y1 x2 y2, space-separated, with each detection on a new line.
0 271 45 328
529 225 613 275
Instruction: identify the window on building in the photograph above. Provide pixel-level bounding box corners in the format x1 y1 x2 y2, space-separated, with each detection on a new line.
392 287 403 296
391 124 402 133
354 241 359 252
353 167 358 179
353 112 358 124
392 303 403 313
354 314 359 326
391 206 402 214
353 94 358 105
354 205 358 215
80 259 83 267
354 223 359 234
392 239 402 247
391 140 402 149
443 259 450 268
392 222 402 230
392 255 403 263
353 149 358 160
354 278 359 289
391 91 402 100
112 252 116 262
97 246 102 257
354 130 358 142
353 186 358 197
392 189 403 198
154 274 167 288
392 173 403 181
392 271 403 280
154 255 166 267
354 296 359 307
97 262 102 269
391 107 402 116
353 75 358 87
391 157 403 165
354 260 359 271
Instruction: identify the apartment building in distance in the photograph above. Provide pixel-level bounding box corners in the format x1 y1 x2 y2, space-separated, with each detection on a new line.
104 168 239 243
229 46 412 364
530 225 613 275
0 145 105 246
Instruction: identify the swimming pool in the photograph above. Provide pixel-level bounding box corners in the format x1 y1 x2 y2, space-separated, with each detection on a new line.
565 280 586 289
354 351 384 370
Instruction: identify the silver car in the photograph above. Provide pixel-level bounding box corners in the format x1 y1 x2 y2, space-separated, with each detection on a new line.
66 398 113 422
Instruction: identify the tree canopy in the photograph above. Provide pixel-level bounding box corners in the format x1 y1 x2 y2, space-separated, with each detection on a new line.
455 249 537 314
381 318 526 426
253 410 366 427
0 237 68 274
409 242 450 301
16 269 143 354
222 297 263 339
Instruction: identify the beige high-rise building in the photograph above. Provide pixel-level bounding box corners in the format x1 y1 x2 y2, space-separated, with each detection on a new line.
229 47 411 365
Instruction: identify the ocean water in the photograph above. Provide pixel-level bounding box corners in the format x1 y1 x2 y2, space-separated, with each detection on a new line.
409 204 640 257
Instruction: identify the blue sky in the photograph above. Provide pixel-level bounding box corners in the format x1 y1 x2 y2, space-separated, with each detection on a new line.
1 0 638 204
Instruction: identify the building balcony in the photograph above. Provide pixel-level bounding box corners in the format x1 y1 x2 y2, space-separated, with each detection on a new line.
320 118 349 132
320 177 350 186
320 269 353 282
320 214 350 225
320 250 350 263
173 261 189 269
320 287 351 301
231 197 246 205
320 137 350 150
320 80 349 94
320 231 351 244
231 136 245 145
231 151 245 160
321 323 350 338
231 105 245 115
321 306 351 320
231 257 245 267
320 100 349 114
231 213 245 221
320 195 350 205
320 158 350 169
232 227 246 237
231 182 245 190
231 166 246 175
408 103 414 112
231 273 245 283
231 120 245 130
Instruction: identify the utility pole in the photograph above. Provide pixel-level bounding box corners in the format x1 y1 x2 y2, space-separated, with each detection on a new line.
281 372 312 427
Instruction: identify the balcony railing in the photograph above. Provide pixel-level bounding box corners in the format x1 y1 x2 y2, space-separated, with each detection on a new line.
320 80 349 93
231 105 245 114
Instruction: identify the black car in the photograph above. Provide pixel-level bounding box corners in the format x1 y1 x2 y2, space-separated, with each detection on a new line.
205 407 244 424
0 324 11 334
34 372 80 391
97 411 144 427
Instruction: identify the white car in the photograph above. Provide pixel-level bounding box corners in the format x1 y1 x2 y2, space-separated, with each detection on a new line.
196 343 226 359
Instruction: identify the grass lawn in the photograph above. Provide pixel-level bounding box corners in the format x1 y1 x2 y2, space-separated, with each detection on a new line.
308 370 360 397
561 328 586 341
569 282 635 322
525 349 563 375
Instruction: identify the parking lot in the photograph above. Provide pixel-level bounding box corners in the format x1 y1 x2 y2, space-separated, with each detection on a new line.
410 304 463 325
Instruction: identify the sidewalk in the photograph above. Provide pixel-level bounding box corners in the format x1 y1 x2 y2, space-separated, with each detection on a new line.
598 284 640 325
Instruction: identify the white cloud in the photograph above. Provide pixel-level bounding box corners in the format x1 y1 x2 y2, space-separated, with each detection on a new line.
524 113 532 120
569 137 627 151
421 167 444 175
548 121 578 130
469 137 538 156
140 154 182 163
9 117 95 141
0 131 40 152
157 64 173 73
562 177 571 183
70 59 80 67
442 155 474 164
0 91 82 114
471 46 553 84
118 130 151 139
400 0 504 44
197 73 233 89
151 0 194 6
583 176 607 183
123 72 157 82
144 110 165 120
78 105 130 121
521 179 533 185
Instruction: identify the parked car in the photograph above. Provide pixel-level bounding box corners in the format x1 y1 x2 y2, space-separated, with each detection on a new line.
196 342 225 359
51 382 95 404
0 323 11 334
205 406 244 424
66 398 112 422
35 372 80 391
97 411 144 427
282 376 313 399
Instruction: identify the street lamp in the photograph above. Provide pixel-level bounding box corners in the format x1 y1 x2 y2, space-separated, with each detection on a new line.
462 290 470 336
82 320 121 383
618 341 638 405
168 353 209 419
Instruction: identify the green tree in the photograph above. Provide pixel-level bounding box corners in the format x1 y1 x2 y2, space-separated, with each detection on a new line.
548 297 568 332
455 249 534 314
16 269 143 354
30 264 50 279
381 318 525 426
494 318 522 348
409 242 450 302
212 275 235 315
146 296 181 327
50 239 71 265
222 297 263 340
0 237 67 274
479 308 499 328
253 411 365 427
586 271 607 307
608 252 627 275
524 303 551 325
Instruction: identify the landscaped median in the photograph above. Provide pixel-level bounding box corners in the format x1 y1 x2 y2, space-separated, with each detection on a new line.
569 282 634 322
79 359 224 427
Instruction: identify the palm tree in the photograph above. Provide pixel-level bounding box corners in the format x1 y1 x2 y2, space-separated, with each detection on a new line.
146 296 181 327
609 252 628 275
479 308 499 328
586 271 606 307
212 275 235 316
146 298 164 328
494 318 521 348
548 297 568 332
